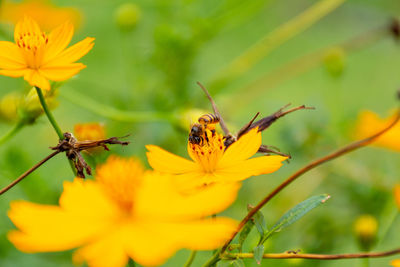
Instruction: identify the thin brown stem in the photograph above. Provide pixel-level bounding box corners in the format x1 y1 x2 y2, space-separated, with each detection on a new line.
0 151 60 195
224 248 400 260
197 81 231 136
221 110 400 253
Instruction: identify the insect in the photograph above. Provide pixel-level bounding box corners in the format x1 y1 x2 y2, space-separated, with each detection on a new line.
188 113 220 145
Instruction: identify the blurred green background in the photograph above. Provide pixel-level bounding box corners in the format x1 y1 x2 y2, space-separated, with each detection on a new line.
0 0 400 266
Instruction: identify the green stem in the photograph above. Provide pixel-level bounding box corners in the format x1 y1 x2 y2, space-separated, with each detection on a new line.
201 249 221 267
35 87 63 140
60 88 176 124
183 251 197 267
128 259 136 267
209 0 347 92
35 86 76 176
379 211 399 244
0 120 25 146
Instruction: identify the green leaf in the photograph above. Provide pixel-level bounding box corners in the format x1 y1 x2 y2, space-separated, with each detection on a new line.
247 204 267 238
253 244 264 265
261 194 330 244
231 259 245 267
238 219 254 252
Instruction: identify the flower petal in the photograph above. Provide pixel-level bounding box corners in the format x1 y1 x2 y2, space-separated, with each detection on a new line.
59 178 120 218
218 127 261 167
44 37 94 66
24 70 50 90
39 63 86 81
216 155 287 182
146 145 199 174
73 230 128 267
14 17 42 43
135 172 240 220
0 41 26 69
123 218 237 267
0 68 27 77
42 21 74 64
7 201 108 252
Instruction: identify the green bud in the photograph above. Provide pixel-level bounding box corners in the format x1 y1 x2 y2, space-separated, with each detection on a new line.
19 88 59 124
323 47 346 77
0 92 21 123
114 3 141 32
353 214 378 251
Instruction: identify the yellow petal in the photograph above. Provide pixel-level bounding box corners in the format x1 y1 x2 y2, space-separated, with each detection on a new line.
44 37 95 66
73 229 128 267
135 172 240 220
59 178 120 218
0 68 27 77
43 21 74 64
24 70 50 90
0 41 26 69
394 184 400 210
218 127 261 167
7 201 107 252
146 145 199 173
391 259 400 267
216 155 287 182
123 218 237 267
14 16 42 43
39 63 86 81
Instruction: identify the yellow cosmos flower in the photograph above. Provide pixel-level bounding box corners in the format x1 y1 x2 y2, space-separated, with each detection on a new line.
0 0 82 31
74 122 106 141
355 110 400 151
146 127 287 192
8 156 239 267
0 16 94 90
392 259 400 267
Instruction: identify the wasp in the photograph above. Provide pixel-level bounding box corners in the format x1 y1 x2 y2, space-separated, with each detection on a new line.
188 113 220 145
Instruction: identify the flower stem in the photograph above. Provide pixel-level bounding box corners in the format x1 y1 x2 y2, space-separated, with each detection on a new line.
222 248 400 260
209 0 346 92
183 251 197 267
0 120 25 146
201 249 221 267
35 87 63 140
60 88 176 124
35 86 76 176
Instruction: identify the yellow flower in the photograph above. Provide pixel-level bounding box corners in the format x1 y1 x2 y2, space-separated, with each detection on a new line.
146 127 287 192
0 16 94 90
392 259 400 267
0 0 82 31
355 110 400 151
8 156 239 267
74 122 106 141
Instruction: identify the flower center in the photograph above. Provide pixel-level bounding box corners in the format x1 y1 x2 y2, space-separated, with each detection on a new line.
16 31 48 53
189 130 225 173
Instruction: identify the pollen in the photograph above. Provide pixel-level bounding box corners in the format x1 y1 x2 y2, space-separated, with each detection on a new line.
16 31 48 53
189 130 225 172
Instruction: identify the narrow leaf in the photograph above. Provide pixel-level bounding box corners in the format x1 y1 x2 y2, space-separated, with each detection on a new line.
261 194 330 243
247 204 267 238
238 220 254 252
231 259 245 267
253 244 264 265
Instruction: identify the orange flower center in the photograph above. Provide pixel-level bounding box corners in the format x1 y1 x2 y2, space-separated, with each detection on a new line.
189 130 225 173
16 31 48 53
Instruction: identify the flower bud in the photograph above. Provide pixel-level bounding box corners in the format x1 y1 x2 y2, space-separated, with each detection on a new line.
0 92 20 123
323 47 346 77
353 214 378 251
114 3 141 32
74 123 106 141
19 88 58 123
